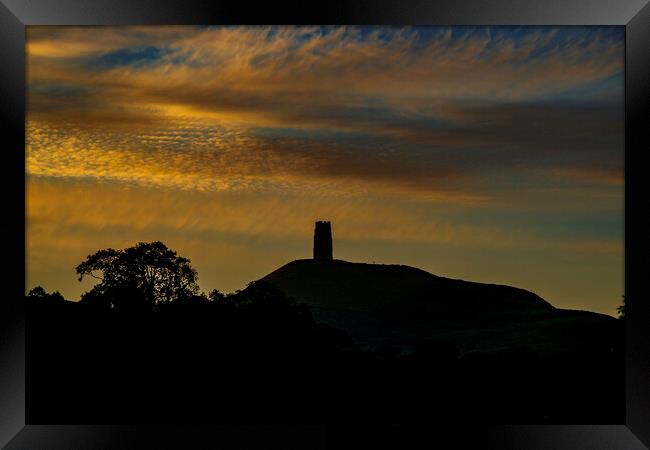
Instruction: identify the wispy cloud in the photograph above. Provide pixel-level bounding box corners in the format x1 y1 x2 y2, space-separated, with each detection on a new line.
27 26 623 201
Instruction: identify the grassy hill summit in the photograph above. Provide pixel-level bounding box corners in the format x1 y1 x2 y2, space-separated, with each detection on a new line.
263 258 554 315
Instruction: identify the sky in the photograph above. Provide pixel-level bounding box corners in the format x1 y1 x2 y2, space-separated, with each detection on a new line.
26 26 624 315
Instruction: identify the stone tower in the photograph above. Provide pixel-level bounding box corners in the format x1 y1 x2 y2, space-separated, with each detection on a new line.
313 221 333 260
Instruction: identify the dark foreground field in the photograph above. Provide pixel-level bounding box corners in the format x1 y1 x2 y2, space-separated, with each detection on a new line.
26 267 624 424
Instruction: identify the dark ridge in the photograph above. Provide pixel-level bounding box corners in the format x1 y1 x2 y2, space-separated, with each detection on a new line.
263 258 554 315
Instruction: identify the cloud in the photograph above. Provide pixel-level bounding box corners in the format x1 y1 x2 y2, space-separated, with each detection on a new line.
25 26 624 231
86 45 172 70
27 178 621 255
26 95 623 204
27 26 623 125
26 26 623 199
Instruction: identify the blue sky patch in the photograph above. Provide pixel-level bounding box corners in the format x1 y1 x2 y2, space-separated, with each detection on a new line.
87 46 171 69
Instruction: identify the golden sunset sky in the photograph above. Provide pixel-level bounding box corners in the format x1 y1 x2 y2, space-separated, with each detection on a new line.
26 26 624 315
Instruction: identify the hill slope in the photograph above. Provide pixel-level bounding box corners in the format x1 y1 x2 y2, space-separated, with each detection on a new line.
262 259 618 356
263 259 554 315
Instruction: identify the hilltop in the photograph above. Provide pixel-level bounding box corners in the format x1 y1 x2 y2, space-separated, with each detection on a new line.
263 259 554 315
262 258 618 356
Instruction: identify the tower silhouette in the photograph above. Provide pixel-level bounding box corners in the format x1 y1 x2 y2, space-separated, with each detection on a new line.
313 221 333 260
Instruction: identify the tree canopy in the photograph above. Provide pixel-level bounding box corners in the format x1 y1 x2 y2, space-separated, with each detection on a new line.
617 295 626 319
76 241 199 311
27 286 65 302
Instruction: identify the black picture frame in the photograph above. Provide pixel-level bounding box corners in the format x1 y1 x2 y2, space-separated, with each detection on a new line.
1 1 648 448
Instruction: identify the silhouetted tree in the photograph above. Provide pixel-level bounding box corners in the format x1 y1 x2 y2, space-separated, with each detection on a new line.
27 286 47 298
27 286 65 302
617 295 626 319
76 241 199 311
208 288 226 302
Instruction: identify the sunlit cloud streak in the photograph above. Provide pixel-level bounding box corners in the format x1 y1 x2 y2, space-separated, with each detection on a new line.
27 26 623 199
